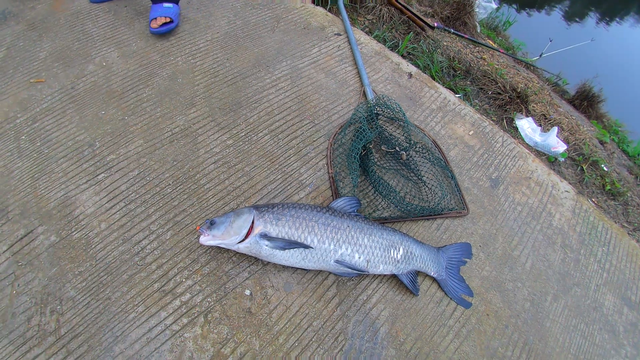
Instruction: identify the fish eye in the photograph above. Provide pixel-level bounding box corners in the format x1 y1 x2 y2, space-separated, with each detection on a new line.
207 219 216 226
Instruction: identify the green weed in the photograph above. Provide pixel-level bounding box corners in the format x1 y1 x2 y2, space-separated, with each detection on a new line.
479 5 523 55
481 5 518 34
576 144 604 180
547 152 568 162
571 80 639 165
606 119 640 164
372 29 417 57
544 73 571 98
602 176 623 195
372 27 396 49
405 40 470 99
591 121 610 143
575 144 629 198
479 27 523 55
370 29 470 99
413 45 446 82
511 39 526 53
594 118 640 165
397 33 415 57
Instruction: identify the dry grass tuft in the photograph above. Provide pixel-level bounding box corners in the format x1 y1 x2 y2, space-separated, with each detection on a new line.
474 67 530 115
569 80 606 122
426 0 479 36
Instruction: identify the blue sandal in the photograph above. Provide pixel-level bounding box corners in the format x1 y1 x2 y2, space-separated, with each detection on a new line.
149 3 180 35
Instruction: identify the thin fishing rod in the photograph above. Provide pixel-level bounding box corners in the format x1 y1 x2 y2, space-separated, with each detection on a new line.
537 38 553 59
530 38 595 61
387 0 563 80
433 22 563 80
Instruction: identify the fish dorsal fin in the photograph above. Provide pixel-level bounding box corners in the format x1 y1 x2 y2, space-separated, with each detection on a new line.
258 233 313 251
328 197 362 215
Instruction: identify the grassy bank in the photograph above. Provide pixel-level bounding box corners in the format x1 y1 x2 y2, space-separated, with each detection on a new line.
323 0 640 239
568 81 640 165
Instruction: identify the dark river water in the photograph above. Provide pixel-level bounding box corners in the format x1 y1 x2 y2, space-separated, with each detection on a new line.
498 0 640 140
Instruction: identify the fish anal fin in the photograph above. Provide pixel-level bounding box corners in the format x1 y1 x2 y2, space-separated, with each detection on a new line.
259 233 313 251
334 259 368 274
396 271 420 296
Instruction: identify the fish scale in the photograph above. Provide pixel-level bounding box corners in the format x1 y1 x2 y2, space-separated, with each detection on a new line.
198 197 474 309
253 203 410 272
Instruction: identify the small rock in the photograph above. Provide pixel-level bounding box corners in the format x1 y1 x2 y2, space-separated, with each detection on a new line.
244 289 252 296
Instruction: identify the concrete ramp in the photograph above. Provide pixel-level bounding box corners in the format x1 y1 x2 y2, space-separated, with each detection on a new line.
1 0 639 358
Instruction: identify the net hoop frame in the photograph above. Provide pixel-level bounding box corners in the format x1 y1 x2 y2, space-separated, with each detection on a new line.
327 118 469 224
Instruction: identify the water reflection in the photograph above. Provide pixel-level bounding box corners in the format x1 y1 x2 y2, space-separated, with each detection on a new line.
500 0 640 25
501 0 640 139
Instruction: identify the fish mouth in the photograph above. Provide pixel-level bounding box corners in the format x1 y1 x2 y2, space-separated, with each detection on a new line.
197 226 208 236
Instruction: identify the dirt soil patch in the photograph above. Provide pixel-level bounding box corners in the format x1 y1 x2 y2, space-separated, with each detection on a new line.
324 0 640 241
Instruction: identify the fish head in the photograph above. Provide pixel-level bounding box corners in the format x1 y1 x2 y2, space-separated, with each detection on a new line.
198 207 255 249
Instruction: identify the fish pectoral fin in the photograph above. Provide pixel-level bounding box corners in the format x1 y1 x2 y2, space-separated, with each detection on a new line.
328 197 362 216
258 233 313 251
332 271 361 278
334 259 368 274
396 271 420 296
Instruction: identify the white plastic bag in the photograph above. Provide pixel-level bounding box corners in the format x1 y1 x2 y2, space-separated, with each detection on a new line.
475 0 498 21
515 114 568 159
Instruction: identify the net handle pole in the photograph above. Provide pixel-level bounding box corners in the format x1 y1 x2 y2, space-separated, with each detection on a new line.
338 0 375 101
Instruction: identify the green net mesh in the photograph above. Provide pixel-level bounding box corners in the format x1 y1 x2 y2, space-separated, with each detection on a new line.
328 95 468 222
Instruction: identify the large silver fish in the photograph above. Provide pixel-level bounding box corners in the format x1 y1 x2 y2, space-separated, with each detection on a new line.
198 197 474 308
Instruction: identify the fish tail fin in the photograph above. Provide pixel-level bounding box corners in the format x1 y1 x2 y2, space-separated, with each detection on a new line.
435 242 474 309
